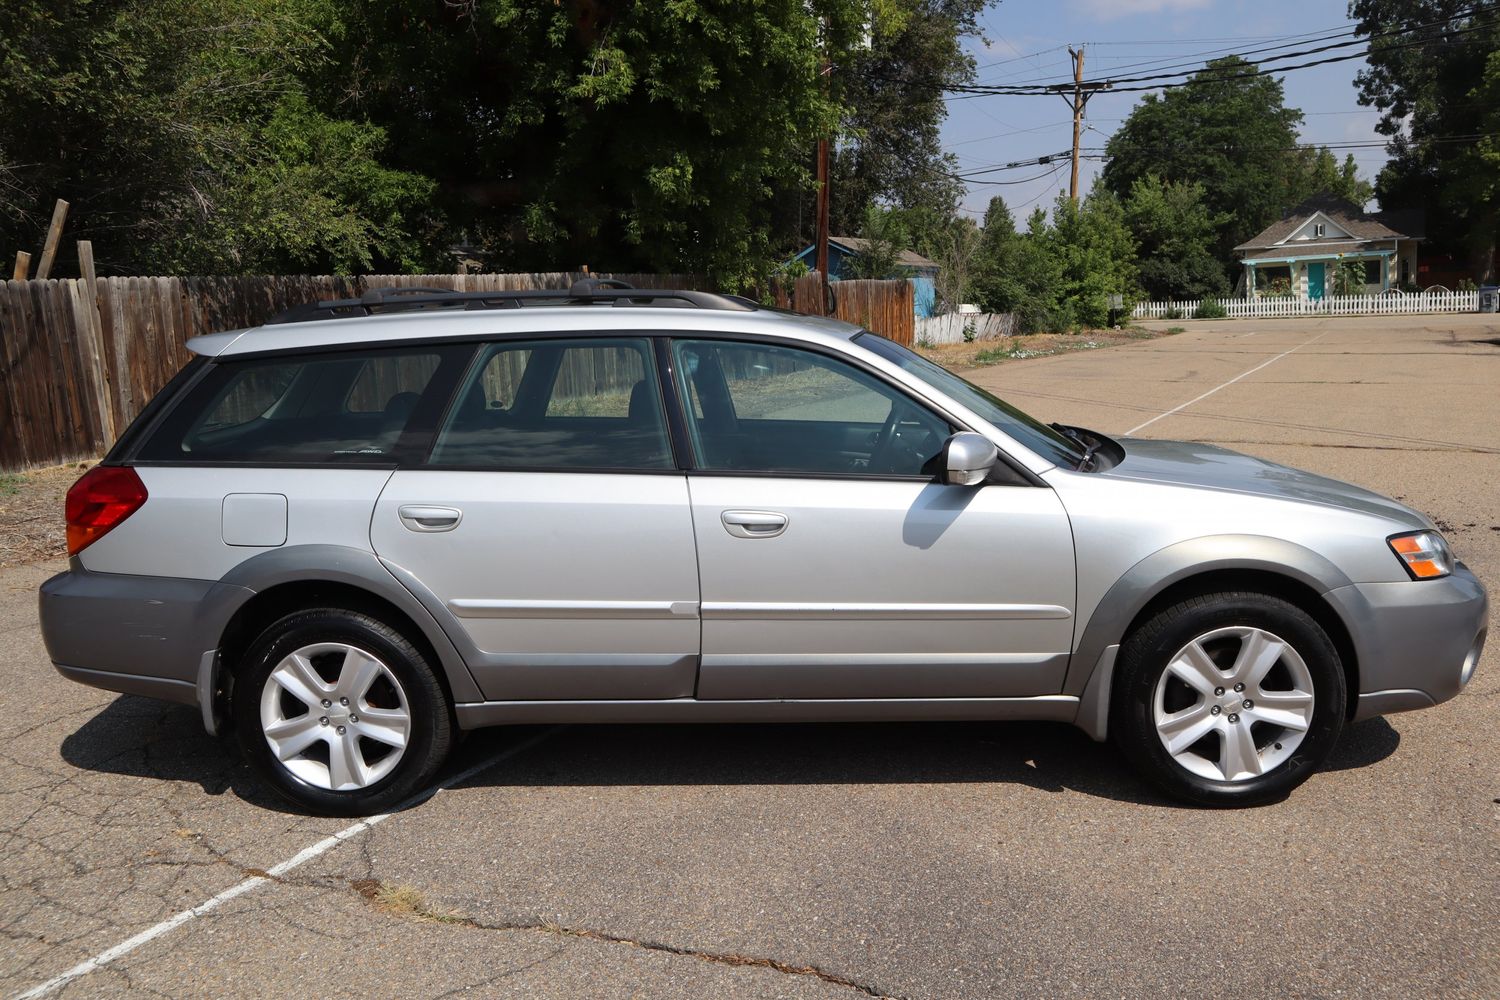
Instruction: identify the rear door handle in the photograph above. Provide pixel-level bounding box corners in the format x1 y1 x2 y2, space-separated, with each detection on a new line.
721 510 788 539
398 505 462 532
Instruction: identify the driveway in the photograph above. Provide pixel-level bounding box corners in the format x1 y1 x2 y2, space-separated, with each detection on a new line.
2 313 1497 999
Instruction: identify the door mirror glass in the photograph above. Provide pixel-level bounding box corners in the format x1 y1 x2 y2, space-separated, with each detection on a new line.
942 432 998 486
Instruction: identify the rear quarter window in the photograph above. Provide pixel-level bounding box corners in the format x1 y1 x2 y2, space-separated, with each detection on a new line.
136 347 464 465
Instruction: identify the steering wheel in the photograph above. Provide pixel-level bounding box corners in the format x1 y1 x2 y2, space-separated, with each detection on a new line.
867 401 908 473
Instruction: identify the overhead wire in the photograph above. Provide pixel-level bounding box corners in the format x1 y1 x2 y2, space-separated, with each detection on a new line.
948 7 1496 98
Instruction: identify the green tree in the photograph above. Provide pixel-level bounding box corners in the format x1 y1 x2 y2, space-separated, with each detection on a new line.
1295 147 1375 207
1352 0 1500 281
847 205 913 278
320 1 887 288
1101 56 1307 277
1010 207 1068 333
826 1 987 237
1046 191 1137 329
1124 175 1228 300
0 0 435 275
970 196 1027 313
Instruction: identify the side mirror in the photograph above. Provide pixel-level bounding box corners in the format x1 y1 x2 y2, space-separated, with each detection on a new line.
942 432 999 487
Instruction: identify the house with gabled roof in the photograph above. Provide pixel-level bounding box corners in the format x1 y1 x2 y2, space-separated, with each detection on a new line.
790 236 941 318
1235 195 1425 300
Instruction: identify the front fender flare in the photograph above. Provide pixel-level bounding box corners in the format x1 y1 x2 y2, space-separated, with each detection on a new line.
1067 534 1355 738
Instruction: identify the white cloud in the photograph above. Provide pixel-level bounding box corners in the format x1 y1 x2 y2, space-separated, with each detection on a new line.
1071 0 1211 21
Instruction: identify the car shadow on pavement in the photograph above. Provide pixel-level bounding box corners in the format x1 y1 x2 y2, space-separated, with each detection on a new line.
454 715 1405 809
58 695 280 808
59 696 1402 812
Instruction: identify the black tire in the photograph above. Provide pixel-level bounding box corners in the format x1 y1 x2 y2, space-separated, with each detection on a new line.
233 608 453 816
1111 591 1346 807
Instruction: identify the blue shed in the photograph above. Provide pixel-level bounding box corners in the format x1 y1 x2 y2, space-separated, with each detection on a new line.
790 237 941 318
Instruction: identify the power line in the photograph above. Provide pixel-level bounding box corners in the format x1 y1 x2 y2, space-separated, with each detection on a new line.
974 23 1366 89
949 9 1496 98
952 150 1073 179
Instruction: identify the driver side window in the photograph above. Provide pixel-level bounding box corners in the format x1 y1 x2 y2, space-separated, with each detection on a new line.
672 339 950 477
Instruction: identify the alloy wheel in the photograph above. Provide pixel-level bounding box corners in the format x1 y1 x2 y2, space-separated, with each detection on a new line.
258 642 411 791
1152 626 1315 782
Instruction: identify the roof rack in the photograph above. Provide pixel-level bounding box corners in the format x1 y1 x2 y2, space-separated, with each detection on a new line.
265 278 756 325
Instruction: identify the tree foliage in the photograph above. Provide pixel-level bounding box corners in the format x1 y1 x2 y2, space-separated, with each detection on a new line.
2 1 986 283
1123 175 1227 300
1351 0 1500 280
969 192 1137 332
825 1 987 236
848 205 913 279
1098 56 1376 282
1100 56 1308 271
0 0 435 274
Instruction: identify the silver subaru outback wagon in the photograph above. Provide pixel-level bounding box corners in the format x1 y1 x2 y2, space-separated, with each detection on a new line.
39 282 1487 814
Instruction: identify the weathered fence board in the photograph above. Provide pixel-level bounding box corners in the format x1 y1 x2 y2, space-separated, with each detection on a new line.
770 274 915 347
1133 290 1479 320
915 312 1018 345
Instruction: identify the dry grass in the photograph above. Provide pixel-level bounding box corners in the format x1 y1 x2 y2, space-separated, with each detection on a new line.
0 462 90 568
916 326 1175 372
352 878 467 924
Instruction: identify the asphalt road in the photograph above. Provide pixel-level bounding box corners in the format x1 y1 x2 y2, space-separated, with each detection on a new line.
2 313 1497 999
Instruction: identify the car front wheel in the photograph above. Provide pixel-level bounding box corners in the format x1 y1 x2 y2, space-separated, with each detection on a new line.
1112 591 1346 806
233 608 453 816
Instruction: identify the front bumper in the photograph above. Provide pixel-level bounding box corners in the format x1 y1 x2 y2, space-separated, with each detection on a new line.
1326 562 1488 722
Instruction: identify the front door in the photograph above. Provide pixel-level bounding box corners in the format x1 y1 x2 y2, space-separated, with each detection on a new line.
371 337 700 701
1306 262 1326 300
671 337 1076 700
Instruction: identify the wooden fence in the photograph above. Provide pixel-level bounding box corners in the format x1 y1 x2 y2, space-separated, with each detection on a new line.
1133 289 1479 320
0 272 701 472
914 312 1019 345
772 274 915 347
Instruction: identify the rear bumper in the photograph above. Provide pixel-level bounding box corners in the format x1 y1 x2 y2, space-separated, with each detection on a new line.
1327 562 1488 722
39 566 244 724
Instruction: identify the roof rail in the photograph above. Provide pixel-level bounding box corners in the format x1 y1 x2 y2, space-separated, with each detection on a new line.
264 280 755 325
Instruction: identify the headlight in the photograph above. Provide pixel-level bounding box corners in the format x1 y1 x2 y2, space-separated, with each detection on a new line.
1388 530 1454 580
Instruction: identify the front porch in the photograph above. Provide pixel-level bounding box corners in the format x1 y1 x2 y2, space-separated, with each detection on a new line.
1243 250 1397 301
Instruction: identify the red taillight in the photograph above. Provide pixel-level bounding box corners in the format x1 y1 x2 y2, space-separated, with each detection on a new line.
65 466 148 556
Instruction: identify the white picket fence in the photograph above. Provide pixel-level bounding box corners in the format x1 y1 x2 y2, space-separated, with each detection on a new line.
915 312 1019 344
1133 290 1479 320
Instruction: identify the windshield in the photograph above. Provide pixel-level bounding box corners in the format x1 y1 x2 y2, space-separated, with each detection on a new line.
854 332 1086 467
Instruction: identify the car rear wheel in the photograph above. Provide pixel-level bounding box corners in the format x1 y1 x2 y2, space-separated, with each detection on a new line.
233 609 453 816
1112 591 1346 806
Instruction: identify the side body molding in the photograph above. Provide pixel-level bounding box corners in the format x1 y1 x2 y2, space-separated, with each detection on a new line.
1064 534 1357 737
205 544 485 704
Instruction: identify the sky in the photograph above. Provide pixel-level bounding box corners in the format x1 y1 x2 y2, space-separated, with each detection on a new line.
942 0 1389 221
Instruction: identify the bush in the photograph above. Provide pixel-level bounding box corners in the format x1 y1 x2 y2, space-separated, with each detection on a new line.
1162 306 1182 320
1193 299 1227 319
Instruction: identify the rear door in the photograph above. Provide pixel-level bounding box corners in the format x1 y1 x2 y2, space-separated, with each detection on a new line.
370 336 701 701
672 337 1077 700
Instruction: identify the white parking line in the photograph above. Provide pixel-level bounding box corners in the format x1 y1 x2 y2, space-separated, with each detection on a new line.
1124 331 1327 436
13 728 558 1000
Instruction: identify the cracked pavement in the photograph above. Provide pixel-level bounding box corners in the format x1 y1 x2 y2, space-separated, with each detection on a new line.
2 313 1498 998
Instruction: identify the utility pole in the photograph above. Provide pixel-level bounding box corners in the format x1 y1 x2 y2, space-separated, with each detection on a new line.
814 55 832 315
1049 48 1108 203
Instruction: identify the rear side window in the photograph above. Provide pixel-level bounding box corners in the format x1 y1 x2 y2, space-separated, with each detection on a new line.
430 338 673 470
138 347 459 464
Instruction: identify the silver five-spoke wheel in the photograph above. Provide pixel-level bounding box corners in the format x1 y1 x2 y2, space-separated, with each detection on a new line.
1152 626 1315 782
259 642 411 791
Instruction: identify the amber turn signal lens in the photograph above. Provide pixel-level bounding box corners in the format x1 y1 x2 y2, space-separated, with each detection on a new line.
1388 531 1453 580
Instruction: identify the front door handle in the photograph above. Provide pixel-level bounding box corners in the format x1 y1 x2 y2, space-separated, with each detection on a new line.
398 505 462 532
721 509 788 539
